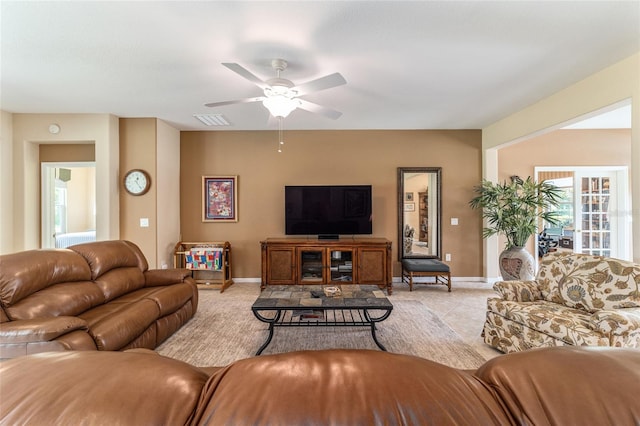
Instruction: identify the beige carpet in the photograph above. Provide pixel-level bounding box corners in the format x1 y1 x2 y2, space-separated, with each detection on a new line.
156 283 487 369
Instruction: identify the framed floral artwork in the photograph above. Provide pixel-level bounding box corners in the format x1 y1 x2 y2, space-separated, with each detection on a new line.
202 176 238 222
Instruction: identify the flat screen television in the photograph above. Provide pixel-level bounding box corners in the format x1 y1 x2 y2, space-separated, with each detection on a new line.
285 185 372 238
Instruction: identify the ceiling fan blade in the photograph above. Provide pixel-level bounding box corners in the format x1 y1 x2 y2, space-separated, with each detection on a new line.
205 96 265 108
292 72 346 96
297 99 343 120
222 63 269 90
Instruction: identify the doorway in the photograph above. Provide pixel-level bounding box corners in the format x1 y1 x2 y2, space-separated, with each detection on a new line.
536 166 630 260
41 162 96 248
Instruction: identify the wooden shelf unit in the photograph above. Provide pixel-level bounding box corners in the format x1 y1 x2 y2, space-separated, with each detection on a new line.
174 241 233 292
260 238 393 294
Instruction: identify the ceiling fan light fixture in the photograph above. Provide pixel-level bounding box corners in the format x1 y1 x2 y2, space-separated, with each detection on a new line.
262 95 300 118
206 59 344 122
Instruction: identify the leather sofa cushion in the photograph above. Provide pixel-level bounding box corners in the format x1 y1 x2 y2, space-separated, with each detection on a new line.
93 267 145 302
145 283 197 317
476 346 640 425
5 281 105 320
194 349 512 425
70 240 147 280
0 249 91 307
104 284 194 317
0 351 209 426
80 299 159 351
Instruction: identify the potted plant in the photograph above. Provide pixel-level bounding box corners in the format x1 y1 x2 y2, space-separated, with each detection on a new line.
469 176 563 280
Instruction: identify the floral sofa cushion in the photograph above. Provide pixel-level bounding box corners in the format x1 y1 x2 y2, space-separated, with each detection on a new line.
487 298 609 347
537 252 640 313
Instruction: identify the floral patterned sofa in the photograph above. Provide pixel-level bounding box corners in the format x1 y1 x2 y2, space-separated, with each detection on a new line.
483 252 640 353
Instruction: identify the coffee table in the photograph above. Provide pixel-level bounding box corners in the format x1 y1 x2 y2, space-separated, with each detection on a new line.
251 284 393 355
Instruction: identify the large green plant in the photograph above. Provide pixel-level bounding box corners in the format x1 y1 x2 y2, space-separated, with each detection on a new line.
469 176 563 248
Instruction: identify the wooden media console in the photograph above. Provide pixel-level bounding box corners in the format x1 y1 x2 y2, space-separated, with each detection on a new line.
260 238 393 294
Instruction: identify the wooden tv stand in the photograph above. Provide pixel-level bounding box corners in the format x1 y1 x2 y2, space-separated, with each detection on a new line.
260 238 393 294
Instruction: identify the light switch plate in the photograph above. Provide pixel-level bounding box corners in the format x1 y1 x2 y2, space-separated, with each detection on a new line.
451 217 459 225
140 218 149 227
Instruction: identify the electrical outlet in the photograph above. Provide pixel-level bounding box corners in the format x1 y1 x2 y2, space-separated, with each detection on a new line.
140 218 149 227
445 253 451 261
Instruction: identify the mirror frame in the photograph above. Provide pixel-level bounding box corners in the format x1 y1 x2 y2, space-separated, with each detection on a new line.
397 167 442 260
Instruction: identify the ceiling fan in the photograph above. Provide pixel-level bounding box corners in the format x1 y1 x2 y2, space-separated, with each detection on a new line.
205 59 346 120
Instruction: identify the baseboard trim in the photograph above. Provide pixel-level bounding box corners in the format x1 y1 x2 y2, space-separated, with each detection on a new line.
225 277 490 284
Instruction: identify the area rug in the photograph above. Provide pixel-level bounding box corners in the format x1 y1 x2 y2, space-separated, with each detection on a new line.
156 284 487 369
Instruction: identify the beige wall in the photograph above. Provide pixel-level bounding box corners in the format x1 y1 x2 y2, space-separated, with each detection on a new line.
40 144 95 163
65 168 96 232
180 130 484 279
3 113 119 252
39 145 97 233
0 111 14 253
119 118 181 268
119 118 158 266
156 120 181 268
483 52 640 271
498 128 632 256
498 129 631 180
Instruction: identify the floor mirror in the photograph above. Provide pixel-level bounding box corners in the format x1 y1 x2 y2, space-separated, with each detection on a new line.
397 167 442 260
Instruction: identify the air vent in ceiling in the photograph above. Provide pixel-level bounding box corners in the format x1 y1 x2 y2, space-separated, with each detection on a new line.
193 114 231 126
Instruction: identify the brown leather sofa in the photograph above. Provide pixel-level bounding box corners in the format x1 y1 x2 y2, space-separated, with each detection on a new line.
0 240 197 359
1 346 638 425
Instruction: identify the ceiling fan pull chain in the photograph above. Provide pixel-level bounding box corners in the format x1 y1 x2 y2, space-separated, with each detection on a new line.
277 117 284 153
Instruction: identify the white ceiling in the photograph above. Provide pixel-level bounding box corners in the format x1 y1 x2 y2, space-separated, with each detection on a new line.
1 1 638 132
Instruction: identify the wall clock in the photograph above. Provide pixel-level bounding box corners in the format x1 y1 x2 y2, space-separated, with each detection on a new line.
123 169 151 196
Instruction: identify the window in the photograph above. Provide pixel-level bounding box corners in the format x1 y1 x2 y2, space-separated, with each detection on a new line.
543 177 573 233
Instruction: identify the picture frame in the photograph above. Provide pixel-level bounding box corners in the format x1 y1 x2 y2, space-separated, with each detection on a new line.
404 202 415 212
405 192 414 201
202 175 238 222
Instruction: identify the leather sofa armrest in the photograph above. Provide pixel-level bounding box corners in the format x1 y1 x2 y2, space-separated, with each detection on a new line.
144 268 192 287
590 308 640 336
493 280 542 302
0 317 88 344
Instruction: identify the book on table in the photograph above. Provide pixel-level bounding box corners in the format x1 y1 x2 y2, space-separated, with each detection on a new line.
292 309 325 320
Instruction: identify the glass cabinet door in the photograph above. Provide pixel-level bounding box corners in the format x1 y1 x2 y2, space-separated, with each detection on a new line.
299 248 325 283
328 248 355 283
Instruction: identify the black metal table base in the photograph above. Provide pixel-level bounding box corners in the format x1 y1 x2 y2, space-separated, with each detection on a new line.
252 308 392 355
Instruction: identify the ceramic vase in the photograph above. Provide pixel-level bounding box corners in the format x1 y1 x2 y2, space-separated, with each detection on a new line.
499 246 535 281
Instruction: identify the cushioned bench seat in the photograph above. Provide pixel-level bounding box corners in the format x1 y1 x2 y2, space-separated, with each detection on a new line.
401 259 451 292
